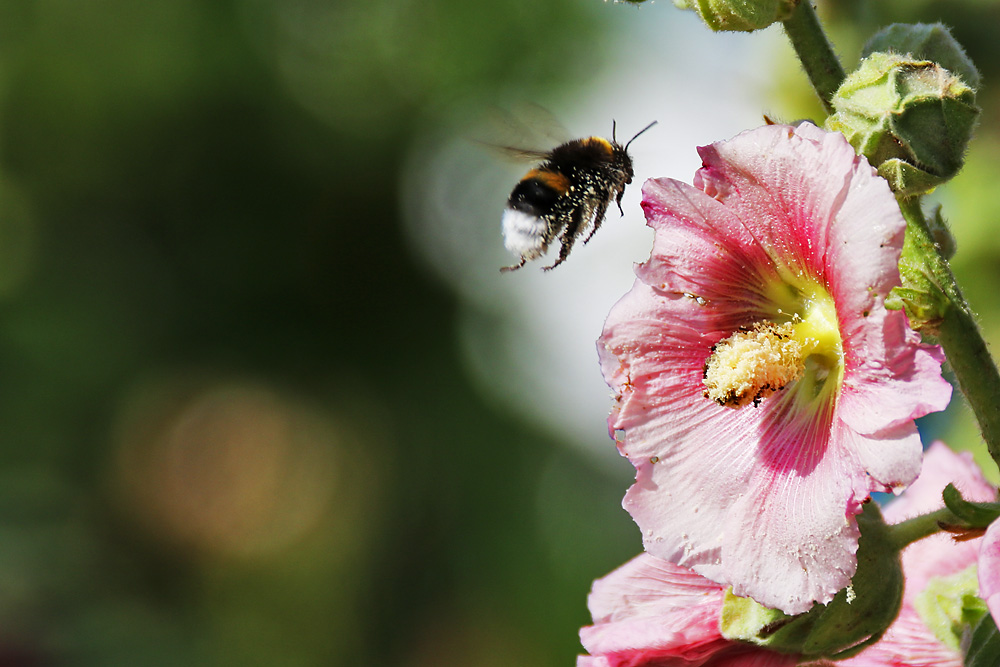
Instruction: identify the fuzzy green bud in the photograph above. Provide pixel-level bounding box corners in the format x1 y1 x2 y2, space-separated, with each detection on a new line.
863 23 980 90
720 503 903 659
825 52 979 197
914 566 988 652
673 0 799 32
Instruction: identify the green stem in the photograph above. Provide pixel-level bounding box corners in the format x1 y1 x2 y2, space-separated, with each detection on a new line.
781 1 845 113
899 198 1000 470
887 507 959 550
940 308 1000 462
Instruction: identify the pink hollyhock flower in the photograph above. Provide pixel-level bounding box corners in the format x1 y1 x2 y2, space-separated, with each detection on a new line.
839 441 996 667
577 552 798 667
599 123 952 614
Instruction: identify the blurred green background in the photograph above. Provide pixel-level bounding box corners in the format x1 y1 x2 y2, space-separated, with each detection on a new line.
0 1 996 665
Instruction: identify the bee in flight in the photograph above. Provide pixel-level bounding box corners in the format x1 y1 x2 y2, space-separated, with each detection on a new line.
501 120 657 272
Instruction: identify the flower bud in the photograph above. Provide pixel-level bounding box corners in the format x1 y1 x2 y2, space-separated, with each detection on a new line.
720 503 903 659
863 23 980 90
825 52 979 197
914 566 988 653
673 0 798 32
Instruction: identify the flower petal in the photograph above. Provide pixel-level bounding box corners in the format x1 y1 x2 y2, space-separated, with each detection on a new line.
693 123 901 302
979 520 1000 626
838 311 952 436
578 554 797 667
579 554 728 662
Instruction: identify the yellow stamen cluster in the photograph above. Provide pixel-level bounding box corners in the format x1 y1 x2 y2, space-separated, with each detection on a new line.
703 322 804 408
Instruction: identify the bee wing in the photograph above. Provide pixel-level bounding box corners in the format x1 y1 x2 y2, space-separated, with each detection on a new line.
498 102 571 147
478 143 552 164
474 103 572 163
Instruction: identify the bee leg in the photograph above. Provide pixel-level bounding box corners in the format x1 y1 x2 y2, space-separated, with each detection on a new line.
543 246 571 271
544 211 583 271
501 256 527 273
582 199 611 244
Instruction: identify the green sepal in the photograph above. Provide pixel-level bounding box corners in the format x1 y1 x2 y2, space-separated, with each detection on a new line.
942 483 1000 528
926 204 956 260
719 503 903 659
887 205 952 334
966 612 1000 667
862 23 980 90
876 160 942 200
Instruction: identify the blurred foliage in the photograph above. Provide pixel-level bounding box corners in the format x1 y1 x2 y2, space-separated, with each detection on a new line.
0 0 638 665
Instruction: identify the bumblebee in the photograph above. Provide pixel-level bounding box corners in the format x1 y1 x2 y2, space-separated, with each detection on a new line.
501 121 656 271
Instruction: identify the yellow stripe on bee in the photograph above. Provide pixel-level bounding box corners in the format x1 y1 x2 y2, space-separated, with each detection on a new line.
523 169 571 195
582 136 614 156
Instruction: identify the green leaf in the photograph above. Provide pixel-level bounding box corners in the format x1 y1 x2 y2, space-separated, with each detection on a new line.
965 612 1000 667
942 484 1000 528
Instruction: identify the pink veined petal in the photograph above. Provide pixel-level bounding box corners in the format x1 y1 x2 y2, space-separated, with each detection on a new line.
580 554 728 660
586 553 727 622
636 177 783 329
601 124 951 615
577 554 799 667
837 420 923 495
980 520 1000 628
836 608 964 667
693 123 903 304
837 310 952 436
706 650 799 667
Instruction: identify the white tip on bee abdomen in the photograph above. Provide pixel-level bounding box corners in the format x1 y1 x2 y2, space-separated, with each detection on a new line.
502 208 548 260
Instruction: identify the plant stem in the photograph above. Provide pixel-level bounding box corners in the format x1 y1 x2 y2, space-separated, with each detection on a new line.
782 1 845 113
899 198 1000 470
940 308 1000 462
887 507 959 550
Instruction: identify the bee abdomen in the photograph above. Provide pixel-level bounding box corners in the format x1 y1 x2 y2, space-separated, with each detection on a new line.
502 170 570 261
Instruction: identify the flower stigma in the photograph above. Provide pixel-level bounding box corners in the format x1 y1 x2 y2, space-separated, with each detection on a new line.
703 279 844 408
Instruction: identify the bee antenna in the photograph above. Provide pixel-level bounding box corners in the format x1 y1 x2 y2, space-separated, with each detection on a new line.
612 119 618 143
624 121 658 152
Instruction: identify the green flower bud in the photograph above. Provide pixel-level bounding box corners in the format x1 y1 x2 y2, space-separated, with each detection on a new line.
914 565 988 652
673 0 798 32
825 52 979 197
720 503 903 659
863 23 980 90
